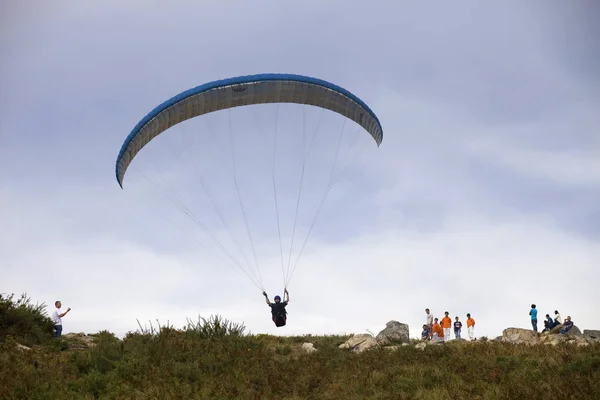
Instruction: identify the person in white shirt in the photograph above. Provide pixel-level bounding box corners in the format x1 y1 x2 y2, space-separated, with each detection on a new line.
425 308 434 339
554 310 562 325
51 301 71 338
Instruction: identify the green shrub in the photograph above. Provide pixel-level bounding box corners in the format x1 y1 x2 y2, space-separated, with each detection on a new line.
0 293 54 346
184 314 247 339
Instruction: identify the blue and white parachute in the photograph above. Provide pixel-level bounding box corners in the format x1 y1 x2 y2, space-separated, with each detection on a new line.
115 73 383 291
116 74 382 186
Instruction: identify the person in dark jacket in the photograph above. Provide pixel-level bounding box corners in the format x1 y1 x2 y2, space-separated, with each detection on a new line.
263 289 289 327
453 316 463 339
421 324 431 341
543 314 554 332
560 316 574 334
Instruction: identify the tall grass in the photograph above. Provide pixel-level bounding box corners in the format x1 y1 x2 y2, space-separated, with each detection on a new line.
1 293 599 399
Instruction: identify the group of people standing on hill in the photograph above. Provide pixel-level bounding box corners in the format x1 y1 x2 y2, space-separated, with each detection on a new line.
421 308 475 342
529 304 574 334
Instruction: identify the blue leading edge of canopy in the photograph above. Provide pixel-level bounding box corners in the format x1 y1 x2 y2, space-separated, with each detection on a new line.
115 73 383 187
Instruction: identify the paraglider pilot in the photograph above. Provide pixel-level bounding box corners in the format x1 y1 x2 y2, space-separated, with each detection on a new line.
263 289 289 327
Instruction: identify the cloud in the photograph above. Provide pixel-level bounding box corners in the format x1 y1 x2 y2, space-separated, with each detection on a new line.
467 140 600 187
1 0 598 340
3 196 598 339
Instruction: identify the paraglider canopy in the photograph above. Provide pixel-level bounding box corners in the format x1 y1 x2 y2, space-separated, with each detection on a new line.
115 73 383 188
114 72 383 293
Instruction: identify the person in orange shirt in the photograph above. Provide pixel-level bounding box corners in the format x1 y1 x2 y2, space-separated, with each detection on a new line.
441 311 452 341
432 317 444 342
466 313 476 340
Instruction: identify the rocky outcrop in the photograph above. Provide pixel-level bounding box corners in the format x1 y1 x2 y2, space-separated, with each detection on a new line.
62 332 97 349
539 332 590 346
501 327 598 347
339 334 379 353
549 325 582 335
501 328 540 345
375 321 410 346
339 321 411 353
568 326 582 336
340 322 599 353
583 330 600 339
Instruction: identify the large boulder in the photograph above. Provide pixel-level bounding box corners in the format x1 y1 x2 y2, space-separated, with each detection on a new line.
375 321 410 346
569 325 583 336
501 328 540 345
540 333 568 346
550 325 562 334
584 330 600 339
339 334 379 353
540 331 590 346
550 324 582 335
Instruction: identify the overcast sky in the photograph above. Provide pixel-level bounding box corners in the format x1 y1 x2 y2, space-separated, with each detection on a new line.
2 0 599 340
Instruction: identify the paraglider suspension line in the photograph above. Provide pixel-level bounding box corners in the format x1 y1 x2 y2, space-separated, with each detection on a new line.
228 109 265 289
286 117 347 285
270 104 287 287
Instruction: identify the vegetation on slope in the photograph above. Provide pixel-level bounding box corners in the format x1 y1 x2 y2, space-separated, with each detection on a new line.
0 293 54 347
1 293 599 399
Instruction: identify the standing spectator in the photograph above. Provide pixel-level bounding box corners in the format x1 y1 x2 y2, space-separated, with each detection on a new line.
51 300 71 338
454 316 463 339
425 308 433 339
466 313 475 340
529 304 538 332
441 311 452 342
432 318 444 342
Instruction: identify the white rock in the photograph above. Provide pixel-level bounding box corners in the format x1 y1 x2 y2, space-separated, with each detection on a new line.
302 342 317 353
339 334 379 353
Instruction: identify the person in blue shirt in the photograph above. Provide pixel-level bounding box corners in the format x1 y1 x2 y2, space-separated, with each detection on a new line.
529 304 538 332
559 316 574 334
421 324 431 341
453 316 463 339
542 314 554 332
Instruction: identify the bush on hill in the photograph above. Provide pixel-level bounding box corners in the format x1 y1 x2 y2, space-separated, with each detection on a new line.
0 293 54 347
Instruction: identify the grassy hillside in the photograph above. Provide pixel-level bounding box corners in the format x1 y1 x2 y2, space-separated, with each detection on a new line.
2 293 599 399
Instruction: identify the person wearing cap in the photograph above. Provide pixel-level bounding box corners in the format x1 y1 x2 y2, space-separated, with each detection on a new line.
263 289 289 327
